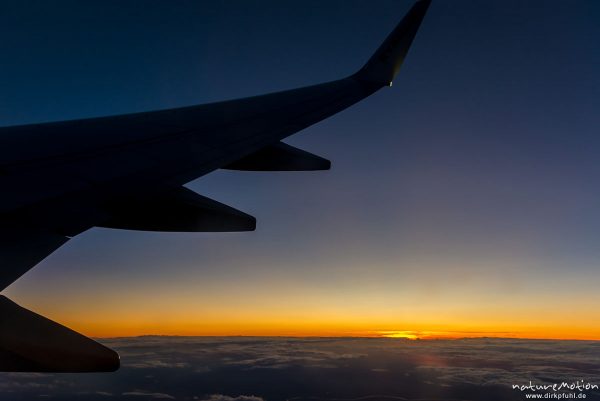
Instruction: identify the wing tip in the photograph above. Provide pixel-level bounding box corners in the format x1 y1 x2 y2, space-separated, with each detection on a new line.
354 0 432 85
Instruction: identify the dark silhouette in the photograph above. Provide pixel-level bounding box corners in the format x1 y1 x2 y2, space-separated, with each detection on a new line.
0 0 431 372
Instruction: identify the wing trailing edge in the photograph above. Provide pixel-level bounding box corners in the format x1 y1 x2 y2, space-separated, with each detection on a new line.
99 187 256 232
0 228 70 291
0 296 119 372
223 142 331 171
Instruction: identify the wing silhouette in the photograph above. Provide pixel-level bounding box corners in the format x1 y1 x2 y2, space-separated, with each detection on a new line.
0 0 432 372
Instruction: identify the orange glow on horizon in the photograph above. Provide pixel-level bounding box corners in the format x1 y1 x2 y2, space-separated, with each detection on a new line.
81 329 600 341
9 258 600 342
22 291 599 341
61 320 600 341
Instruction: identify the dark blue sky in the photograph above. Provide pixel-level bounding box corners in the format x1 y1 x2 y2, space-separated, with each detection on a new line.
2 1 600 338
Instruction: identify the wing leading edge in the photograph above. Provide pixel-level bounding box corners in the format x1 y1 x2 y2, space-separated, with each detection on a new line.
0 0 432 372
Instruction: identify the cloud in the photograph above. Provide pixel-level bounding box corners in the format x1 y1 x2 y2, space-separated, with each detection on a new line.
197 395 264 401
122 391 175 399
418 365 523 386
125 360 190 369
2 337 599 401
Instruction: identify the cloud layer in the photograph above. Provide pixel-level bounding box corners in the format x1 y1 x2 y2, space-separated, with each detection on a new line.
1 337 599 400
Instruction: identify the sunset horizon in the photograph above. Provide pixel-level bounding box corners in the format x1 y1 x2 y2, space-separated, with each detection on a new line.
2 0 600 399
89 333 600 341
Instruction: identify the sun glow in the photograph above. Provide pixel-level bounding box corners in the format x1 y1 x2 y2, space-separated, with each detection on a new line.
375 330 514 340
378 330 421 340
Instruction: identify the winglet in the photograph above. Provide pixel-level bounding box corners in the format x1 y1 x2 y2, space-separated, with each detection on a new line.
354 0 432 86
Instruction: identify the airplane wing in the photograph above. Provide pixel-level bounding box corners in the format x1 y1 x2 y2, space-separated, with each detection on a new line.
0 0 432 372
1 228 70 291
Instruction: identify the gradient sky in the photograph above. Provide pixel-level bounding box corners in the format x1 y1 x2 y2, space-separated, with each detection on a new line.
2 0 600 339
